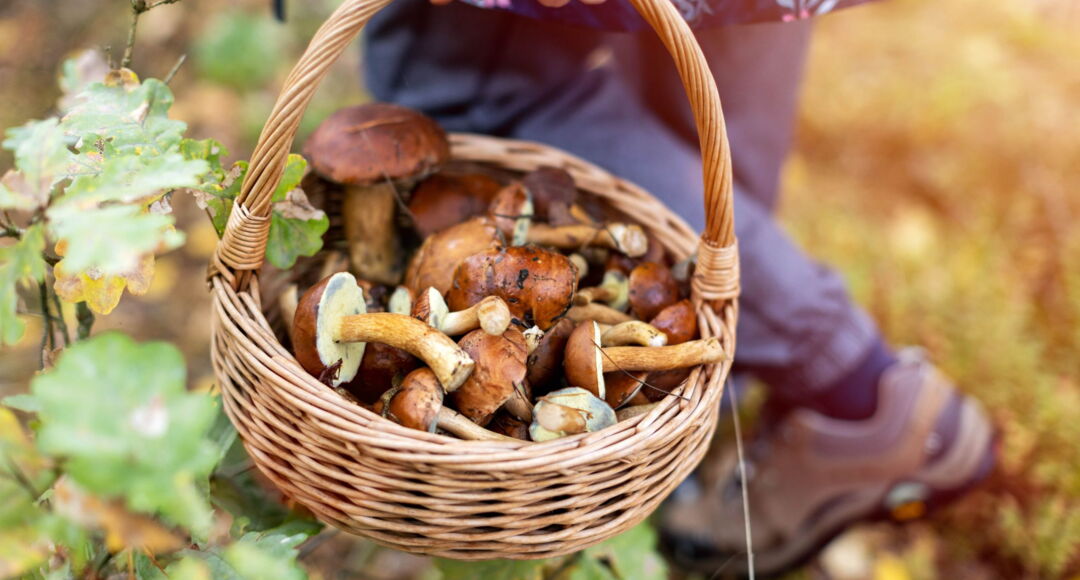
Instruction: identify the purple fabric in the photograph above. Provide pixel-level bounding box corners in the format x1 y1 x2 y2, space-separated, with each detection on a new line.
455 0 879 30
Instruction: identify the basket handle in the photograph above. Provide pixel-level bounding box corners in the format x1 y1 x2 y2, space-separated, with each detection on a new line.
211 0 739 302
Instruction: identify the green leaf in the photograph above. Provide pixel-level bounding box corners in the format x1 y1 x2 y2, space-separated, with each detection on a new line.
571 524 668 580
3 393 42 413
29 333 220 537
195 161 245 236
61 152 208 207
1 119 71 209
180 522 318 580
270 155 307 204
265 205 328 270
62 79 187 156
435 559 546 580
47 203 184 276
0 224 47 345
164 556 211 580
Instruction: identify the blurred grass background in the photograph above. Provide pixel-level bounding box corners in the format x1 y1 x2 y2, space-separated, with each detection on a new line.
1 0 1077 577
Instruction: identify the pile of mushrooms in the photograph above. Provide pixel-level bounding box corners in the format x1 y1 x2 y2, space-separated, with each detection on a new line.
291 102 724 442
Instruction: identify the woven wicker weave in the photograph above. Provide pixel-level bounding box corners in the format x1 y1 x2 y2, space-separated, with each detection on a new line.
209 0 740 560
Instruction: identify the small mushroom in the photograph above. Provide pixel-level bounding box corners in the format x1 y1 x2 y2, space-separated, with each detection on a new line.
529 387 617 442
449 327 529 426
565 302 634 325
408 173 502 237
573 270 629 311
292 272 474 390
488 183 534 246
526 222 648 258
563 321 725 398
403 216 502 295
604 232 669 274
412 287 511 336
385 368 514 441
523 325 545 354
387 286 414 315
526 318 575 394
304 104 450 285
649 299 698 345
446 245 577 330
628 262 680 321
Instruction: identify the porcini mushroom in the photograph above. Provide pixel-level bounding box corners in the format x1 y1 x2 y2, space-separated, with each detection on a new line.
449 327 530 426
488 412 531 440
304 104 450 285
638 299 700 402
529 387 617 442
408 173 502 237
403 216 502 295
292 272 474 390
573 270 629 311
385 368 514 441
412 287 511 336
628 262 681 321
446 245 577 330
598 321 666 409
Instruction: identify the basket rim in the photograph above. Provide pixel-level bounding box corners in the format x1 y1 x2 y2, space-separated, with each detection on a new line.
213 132 736 465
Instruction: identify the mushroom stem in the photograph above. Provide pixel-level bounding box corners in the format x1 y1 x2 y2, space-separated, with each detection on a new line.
437 407 517 442
387 286 413 315
442 296 512 336
600 338 725 373
601 321 667 347
573 270 629 310
566 303 634 325
343 183 404 285
569 254 589 282
335 312 474 391
526 223 648 257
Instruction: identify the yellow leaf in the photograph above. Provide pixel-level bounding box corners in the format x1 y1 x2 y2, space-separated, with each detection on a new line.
0 407 46 476
53 478 185 555
873 554 912 580
0 527 49 578
53 248 155 315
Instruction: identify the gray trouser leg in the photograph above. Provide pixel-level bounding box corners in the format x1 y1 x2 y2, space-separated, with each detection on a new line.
363 1 879 401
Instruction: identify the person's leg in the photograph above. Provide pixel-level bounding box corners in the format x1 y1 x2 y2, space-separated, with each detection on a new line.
363 6 995 575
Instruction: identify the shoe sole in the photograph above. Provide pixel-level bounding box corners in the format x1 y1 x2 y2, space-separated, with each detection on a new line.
662 396 998 579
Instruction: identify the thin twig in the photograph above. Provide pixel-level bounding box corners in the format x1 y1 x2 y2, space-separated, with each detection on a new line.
39 282 54 361
2 456 42 500
726 378 754 579
120 0 145 69
163 54 187 85
50 289 70 347
76 302 95 340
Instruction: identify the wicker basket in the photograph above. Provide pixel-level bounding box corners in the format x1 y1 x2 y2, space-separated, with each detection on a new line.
208 0 740 560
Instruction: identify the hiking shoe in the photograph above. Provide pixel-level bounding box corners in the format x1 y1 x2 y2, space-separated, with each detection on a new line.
659 348 997 577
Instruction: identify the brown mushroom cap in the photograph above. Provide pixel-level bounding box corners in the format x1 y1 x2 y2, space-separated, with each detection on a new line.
649 299 698 345
522 166 576 219
488 412 531 440
404 216 502 295
563 321 604 399
408 173 502 238
604 371 650 409
344 343 420 404
526 318 575 394
303 103 450 186
449 327 528 426
529 387 617 442
628 262 680 321
386 368 444 433
446 245 577 330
